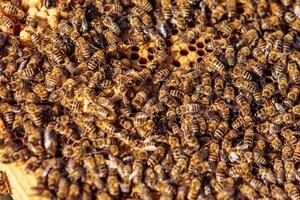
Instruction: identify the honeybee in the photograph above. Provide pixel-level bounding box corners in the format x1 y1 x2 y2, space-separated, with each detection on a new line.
88 50 106 71
287 62 300 85
234 78 258 94
44 123 57 156
244 173 270 196
271 185 288 200
223 85 235 104
58 20 74 34
132 0 153 13
282 144 294 161
152 68 170 84
0 102 15 128
290 104 300 116
154 181 176 197
262 83 275 100
47 168 60 190
239 184 259 200
147 145 166 168
0 1 25 19
186 177 202 200
161 0 172 21
284 182 300 200
66 183 80 200
280 128 298 149
204 55 225 74
252 47 267 64
207 115 220 136
284 87 300 108
261 16 281 31
102 15 121 35
54 123 79 142
107 169 120 197
25 103 43 127
32 84 48 101
207 142 220 164
170 157 188 182
132 183 152 200
258 166 276 184
284 160 296 182
232 65 253 80
132 89 150 109
294 141 300 162
103 29 121 47
277 72 288 96
45 44 65 64
214 121 228 141
210 5 225 24
0 13 14 34
231 115 245 129
225 45 235 66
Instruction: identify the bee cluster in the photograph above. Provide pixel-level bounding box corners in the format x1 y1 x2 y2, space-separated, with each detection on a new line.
1 0 300 199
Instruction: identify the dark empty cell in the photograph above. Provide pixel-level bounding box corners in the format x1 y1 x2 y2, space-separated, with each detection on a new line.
188 45 196 51
265 69 272 76
180 49 189 56
204 38 211 44
196 41 205 48
237 7 244 14
131 46 139 51
173 60 181 67
197 58 202 63
189 62 195 68
197 50 205 56
166 40 173 47
172 29 179 35
190 39 196 44
139 57 148 64
265 77 273 84
14 130 25 138
130 53 140 60
188 21 195 28
147 55 154 60
236 3 244 14
147 47 156 54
